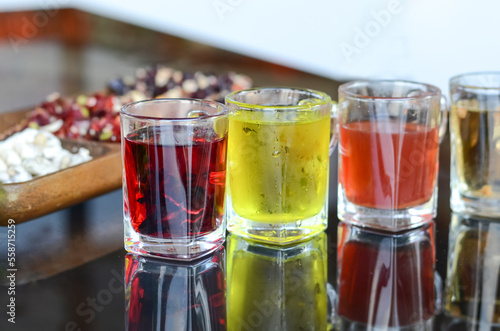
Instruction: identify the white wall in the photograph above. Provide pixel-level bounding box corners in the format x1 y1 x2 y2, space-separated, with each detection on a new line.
2 0 500 94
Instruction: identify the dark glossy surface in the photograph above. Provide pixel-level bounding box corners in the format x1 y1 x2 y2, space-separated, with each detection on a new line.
0 8 495 331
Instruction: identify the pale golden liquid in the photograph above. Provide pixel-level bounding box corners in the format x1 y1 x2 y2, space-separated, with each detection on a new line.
227 111 330 223
451 100 500 199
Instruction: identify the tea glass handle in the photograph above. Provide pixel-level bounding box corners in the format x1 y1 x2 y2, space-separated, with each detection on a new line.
439 95 448 144
330 102 338 156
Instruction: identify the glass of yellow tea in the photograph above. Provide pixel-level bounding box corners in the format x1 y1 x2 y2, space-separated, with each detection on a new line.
450 73 500 217
225 87 335 244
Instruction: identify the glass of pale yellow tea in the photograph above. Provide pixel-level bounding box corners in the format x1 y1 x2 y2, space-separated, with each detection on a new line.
450 72 500 217
225 87 335 244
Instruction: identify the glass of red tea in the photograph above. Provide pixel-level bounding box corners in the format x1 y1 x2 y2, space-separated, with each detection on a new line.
337 80 447 231
121 99 228 260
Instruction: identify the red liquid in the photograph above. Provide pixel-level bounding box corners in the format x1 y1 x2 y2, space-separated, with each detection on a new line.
339 120 439 209
124 126 227 238
337 226 435 327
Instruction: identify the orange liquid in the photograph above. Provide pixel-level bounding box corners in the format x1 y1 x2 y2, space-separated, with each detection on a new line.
340 120 439 209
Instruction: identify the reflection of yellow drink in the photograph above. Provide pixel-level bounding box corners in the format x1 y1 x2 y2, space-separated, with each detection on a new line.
227 110 330 223
226 234 328 330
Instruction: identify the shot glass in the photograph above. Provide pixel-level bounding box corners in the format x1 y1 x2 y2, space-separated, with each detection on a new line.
336 221 442 330
444 213 500 329
449 72 500 217
121 99 228 260
125 249 226 330
226 233 329 330
337 80 447 231
225 87 335 244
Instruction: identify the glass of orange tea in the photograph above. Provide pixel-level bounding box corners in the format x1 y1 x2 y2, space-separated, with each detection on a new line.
450 72 500 217
337 81 447 231
225 87 335 244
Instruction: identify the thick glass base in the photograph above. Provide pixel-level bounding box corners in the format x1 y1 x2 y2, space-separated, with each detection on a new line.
226 201 328 245
338 185 436 232
451 189 500 218
124 221 225 261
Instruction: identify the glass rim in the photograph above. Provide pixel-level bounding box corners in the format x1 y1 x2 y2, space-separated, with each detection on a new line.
339 80 442 101
120 98 229 121
225 86 332 110
449 71 500 90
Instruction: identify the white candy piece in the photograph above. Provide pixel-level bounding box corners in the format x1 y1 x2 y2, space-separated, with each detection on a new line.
22 157 58 176
40 119 63 133
7 166 33 183
33 132 48 146
0 136 13 154
15 143 40 160
0 128 93 184
0 172 10 183
41 132 61 148
2 150 22 167
43 145 61 159
70 148 92 167
52 149 73 169
0 158 7 172
12 128 38 144
60 154 72 169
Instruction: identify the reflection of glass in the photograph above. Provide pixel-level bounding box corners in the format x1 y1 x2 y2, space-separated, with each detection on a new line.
124 249 226 331
226 233 328 330
337 221 440 330
444 213 500 329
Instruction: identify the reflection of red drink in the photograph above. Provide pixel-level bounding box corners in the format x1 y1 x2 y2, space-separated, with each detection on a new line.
340 120 439 209
337 227 435 327
125 252 226 331
124 126 227 238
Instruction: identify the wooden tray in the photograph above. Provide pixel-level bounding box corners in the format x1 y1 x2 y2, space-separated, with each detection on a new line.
0 109 122 225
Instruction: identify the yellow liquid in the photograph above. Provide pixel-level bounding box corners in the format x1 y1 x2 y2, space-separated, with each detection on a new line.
227 110 330 223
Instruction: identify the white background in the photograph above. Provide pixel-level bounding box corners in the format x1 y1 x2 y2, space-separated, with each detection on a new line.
1 0 500 94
